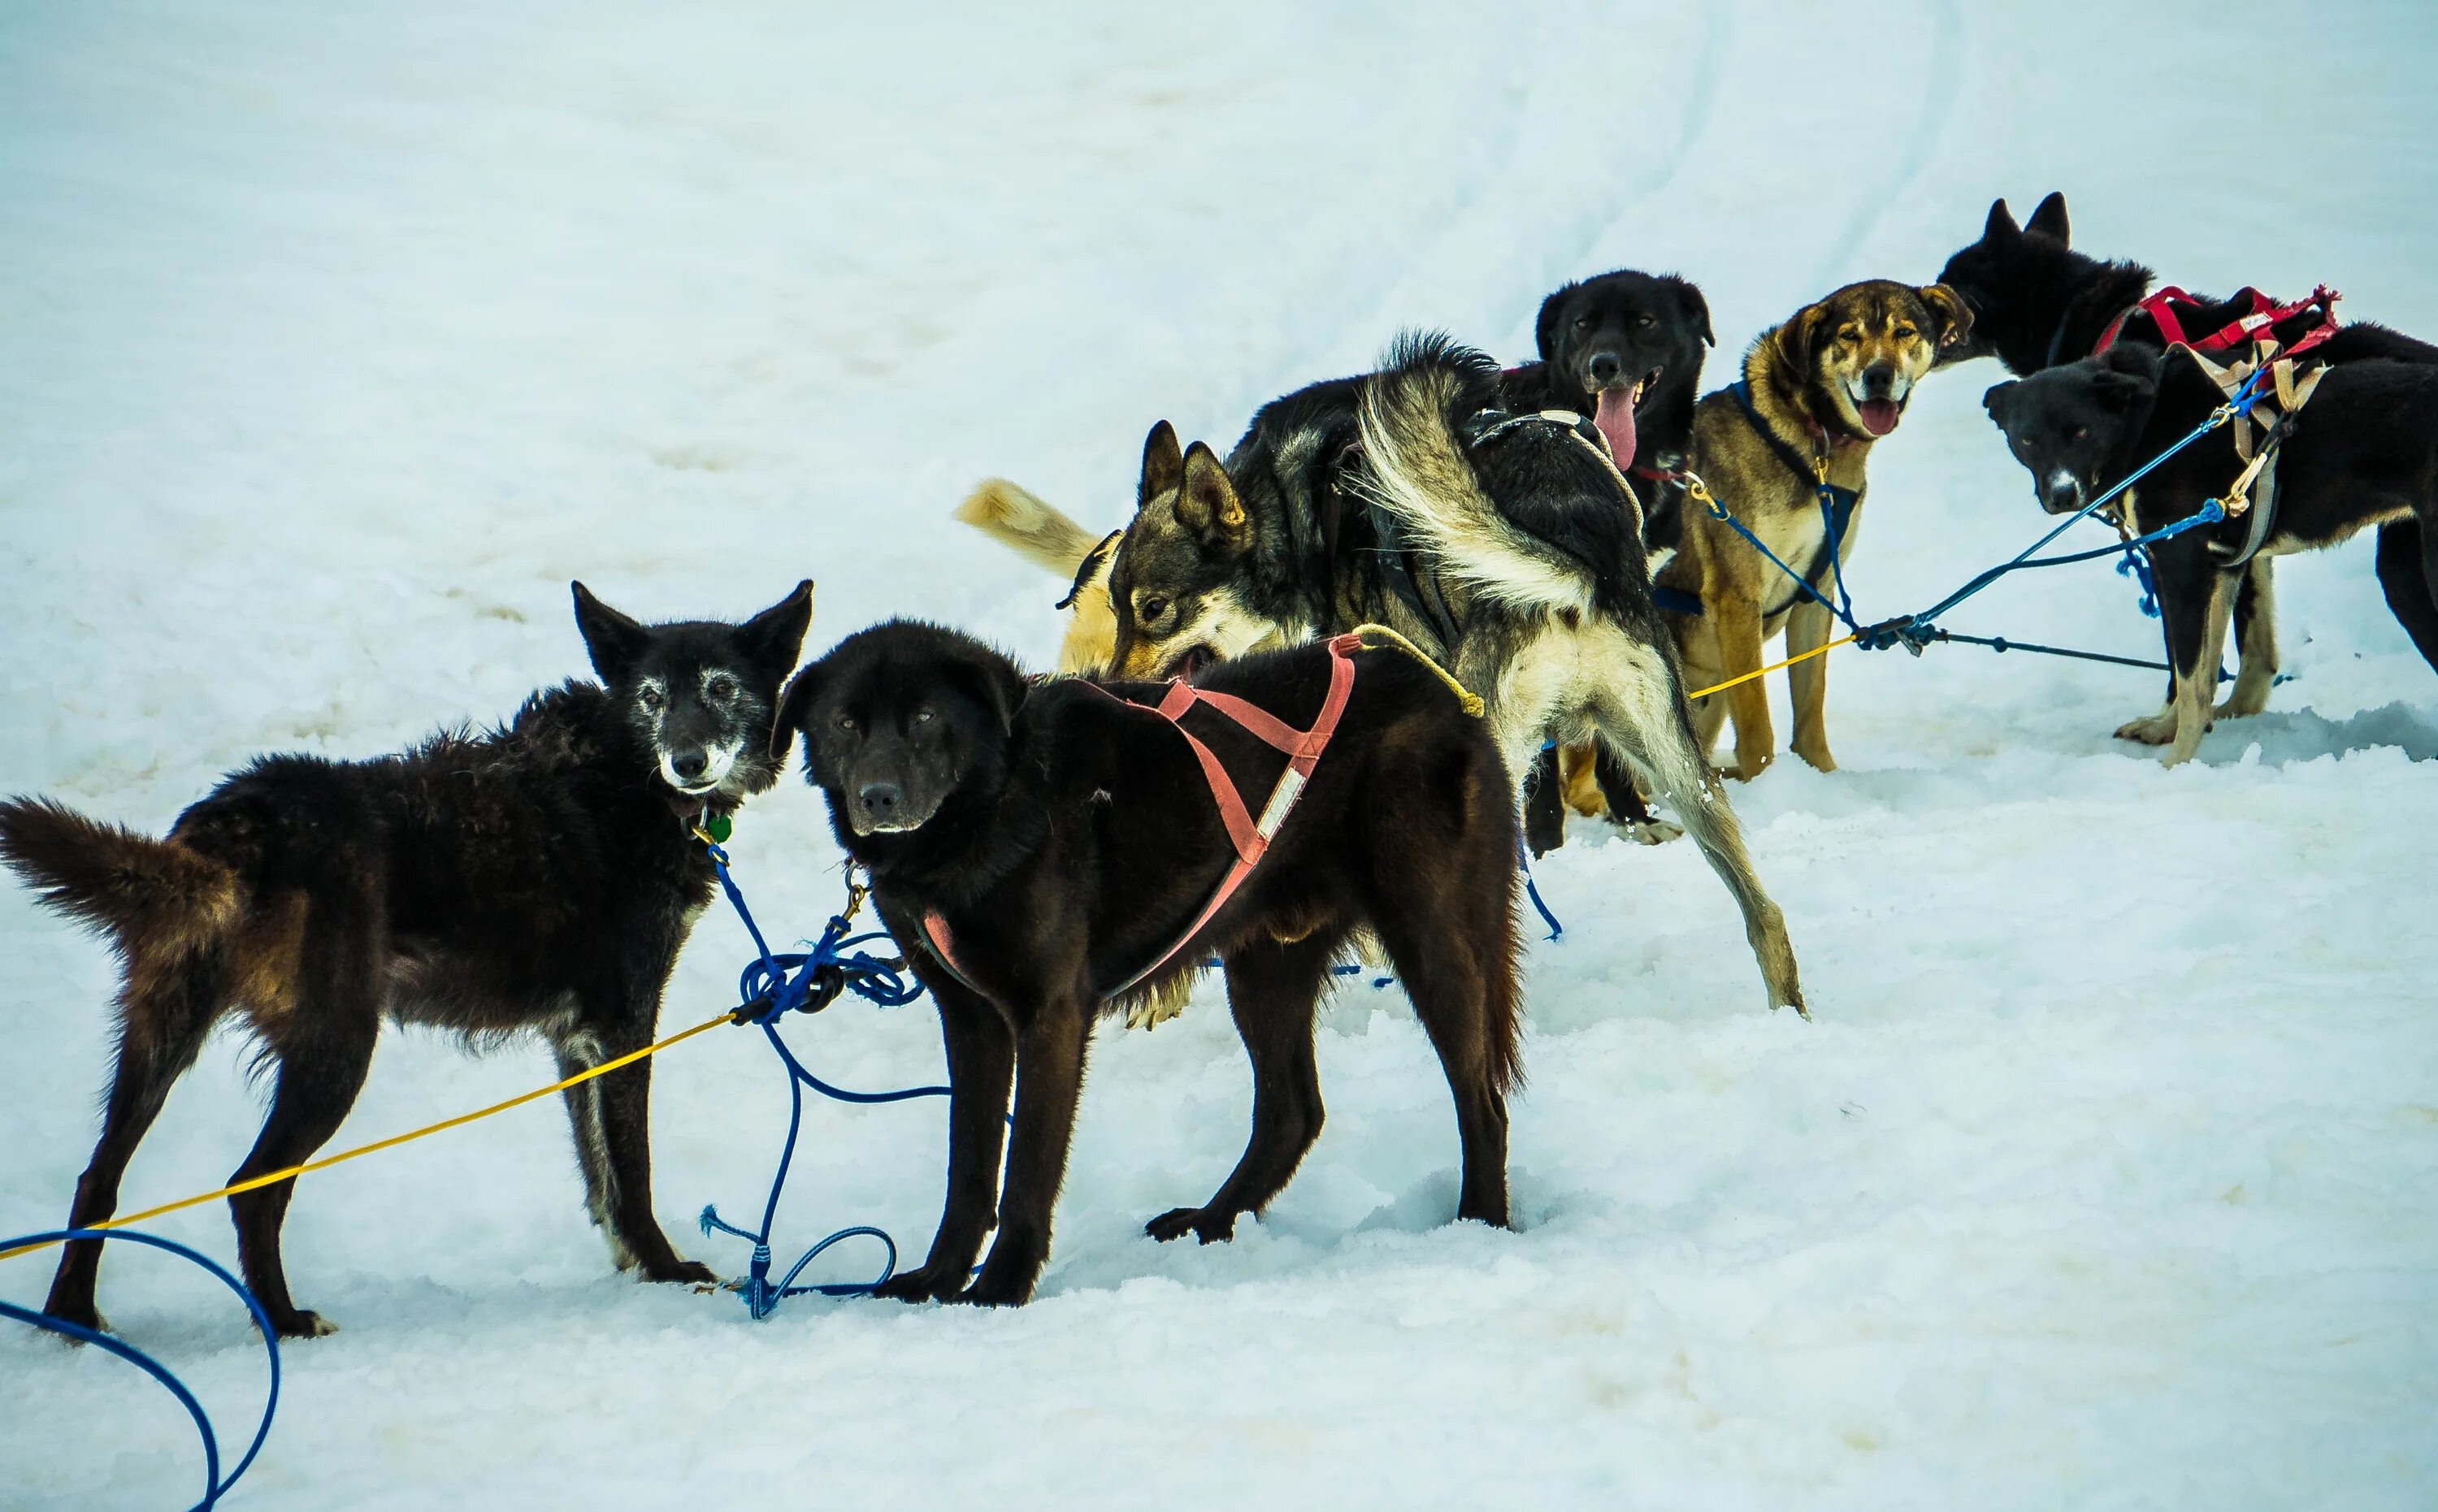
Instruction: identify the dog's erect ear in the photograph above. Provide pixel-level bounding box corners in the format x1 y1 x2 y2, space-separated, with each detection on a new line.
1769 302 1828 390
1981 380 2018 423
1673 278 1716 348
1917 284 1976 350
571 581 651 685
1534 283 1577 363
770 663 819 763
1139 421 1185 509
2025 191 2070 245
740 579 816 683
1982 197 2020 247
1173 442 1251 548
2090 369 2154 414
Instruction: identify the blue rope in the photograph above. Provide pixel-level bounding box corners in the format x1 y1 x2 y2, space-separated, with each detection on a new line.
694 843 948 1320
1 1228 280 1511
1516 835 1564 942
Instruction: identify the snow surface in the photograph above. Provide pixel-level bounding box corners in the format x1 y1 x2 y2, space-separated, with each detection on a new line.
5 2 2436 1507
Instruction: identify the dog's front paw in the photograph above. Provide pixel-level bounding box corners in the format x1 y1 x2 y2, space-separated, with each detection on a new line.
1145 1205 1239 1245
870 1263 971 1305
643 1258 718 1287
1625 819 1683 846
272 1308 340 1340
2114 712 2178 746
954 1261 1039 1308
1793 739 1837 773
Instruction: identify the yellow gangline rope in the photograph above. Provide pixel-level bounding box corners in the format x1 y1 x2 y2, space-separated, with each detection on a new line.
0 1008 736 1264
1685 632 1859 701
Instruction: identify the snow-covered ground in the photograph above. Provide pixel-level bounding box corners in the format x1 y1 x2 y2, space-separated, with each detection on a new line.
5 2 2436 1506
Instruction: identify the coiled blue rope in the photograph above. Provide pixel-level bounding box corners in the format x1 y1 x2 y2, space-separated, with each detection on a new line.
693 841 949 1320
1 1228 280 1511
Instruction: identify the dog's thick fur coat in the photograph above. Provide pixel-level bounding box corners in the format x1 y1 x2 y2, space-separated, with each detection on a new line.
0 583 813 1337
1658 279 1971 777
776 622 1522 1306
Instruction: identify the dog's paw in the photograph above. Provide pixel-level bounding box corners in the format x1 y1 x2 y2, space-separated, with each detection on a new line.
1145 1206 1239 1245
2214 689 2271 721
1793 741 1837 773
644 1258 718 1287
953 1265 1038 1308
870 1263 971 1305
2114 712 2178 746
273 1309 339 1340
1625 819 1683 846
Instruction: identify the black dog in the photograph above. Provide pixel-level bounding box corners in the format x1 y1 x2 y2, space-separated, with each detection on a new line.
776 621 1522 1306
0 581 813 1337
1937 190 2438 669
1984 341 2438 763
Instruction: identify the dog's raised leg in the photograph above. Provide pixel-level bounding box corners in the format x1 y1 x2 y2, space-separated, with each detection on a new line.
2218 557 2279 720
585 1007 714 1287
961 990 1094 1306
1596 646 1807 1016
874 983 1015 1302
44 969 223 1333
1148 934 1337 1244
1785 597 1838 772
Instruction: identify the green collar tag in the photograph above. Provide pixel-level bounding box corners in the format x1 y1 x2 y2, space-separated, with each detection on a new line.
701 812 733 844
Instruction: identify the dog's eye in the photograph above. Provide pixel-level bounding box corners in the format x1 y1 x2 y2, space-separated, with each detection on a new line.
1895 326 1918 340
914 708 935 724
705 674 737 700
1635 314 1655 330
835 714 856 732
2071 426 2089 441
1139 595 1169 624
638 687 664 710
1573 317 1593 332
1837 327 1861 344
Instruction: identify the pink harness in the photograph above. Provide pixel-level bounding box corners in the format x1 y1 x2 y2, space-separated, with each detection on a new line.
2094 284 2341 362
922 634 1361 1001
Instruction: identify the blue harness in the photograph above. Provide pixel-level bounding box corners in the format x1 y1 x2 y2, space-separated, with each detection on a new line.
1659 381 1861 630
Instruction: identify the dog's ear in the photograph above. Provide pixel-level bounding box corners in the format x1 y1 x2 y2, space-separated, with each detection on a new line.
571 581 650 685
1173 441 1252 549
1917 283 1976 351
1672 278 1715 348
1139 421 1185 509
2025 191 2070 245
1534 283 1577 363
1982 197 2020 247
952 652 1029 735
770 662 819 763
2090 369 2154 414
1981 380 2018 423
741 579 815 685
1768 302 1828 391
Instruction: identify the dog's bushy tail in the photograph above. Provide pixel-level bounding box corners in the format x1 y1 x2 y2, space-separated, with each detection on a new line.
0 797 241 960
1355 332 1595 615
954 479 1107 579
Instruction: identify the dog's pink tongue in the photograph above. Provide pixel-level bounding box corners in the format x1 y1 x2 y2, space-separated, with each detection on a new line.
1858 398 1901 437
1594 387 1638 470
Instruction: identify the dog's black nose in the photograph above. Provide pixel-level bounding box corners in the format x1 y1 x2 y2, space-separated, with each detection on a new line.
1587 351 1623 385
1861 362 1897 399
671 750 709 782
859 782 903 817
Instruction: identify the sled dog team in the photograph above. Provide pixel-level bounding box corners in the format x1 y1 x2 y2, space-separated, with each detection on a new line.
8 194 2438 1332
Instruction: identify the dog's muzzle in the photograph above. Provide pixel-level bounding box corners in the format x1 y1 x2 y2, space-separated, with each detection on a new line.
2041 470 2085 514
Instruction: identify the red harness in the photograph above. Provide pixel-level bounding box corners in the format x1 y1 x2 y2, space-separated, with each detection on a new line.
2093 283 2341 362
922 633 1361 1002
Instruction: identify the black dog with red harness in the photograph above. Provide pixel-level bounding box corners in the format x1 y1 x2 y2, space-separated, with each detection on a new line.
1935 190 2438 673
773 619 1522 1306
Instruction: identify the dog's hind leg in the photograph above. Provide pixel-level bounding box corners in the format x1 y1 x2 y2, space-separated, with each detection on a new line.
43 958 226 1333
1785 598 1837 772
1594 634 1806 1016
225 913 383 1339
1147 933 1338 1245
2390 518 2438 674
2218 557 2279 720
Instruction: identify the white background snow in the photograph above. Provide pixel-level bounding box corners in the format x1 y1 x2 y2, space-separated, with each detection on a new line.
4 2 2436 1507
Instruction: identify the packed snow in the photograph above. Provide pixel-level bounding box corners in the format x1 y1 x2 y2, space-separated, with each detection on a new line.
4 3 2436 1508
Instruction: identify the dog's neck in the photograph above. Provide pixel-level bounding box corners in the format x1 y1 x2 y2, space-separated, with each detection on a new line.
2044 258 2155 370
1742 340 1867 458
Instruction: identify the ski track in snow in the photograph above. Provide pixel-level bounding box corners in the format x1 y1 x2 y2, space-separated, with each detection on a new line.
3 3 2437 1510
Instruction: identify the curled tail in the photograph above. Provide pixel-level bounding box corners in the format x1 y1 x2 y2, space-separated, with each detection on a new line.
954 479 1109 579
0 796 241 956
1355 332 1595 615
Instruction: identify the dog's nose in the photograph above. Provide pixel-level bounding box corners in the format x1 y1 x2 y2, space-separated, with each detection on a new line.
2042 477 2082 513
670 750 709 782
859 782 903 817
1587 351 1623 385
1861 362 1897 399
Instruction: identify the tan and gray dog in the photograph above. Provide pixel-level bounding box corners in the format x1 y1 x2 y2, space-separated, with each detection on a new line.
1660 279 1972 778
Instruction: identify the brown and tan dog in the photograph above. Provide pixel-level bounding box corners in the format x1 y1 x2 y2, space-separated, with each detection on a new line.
1659 279 1971 778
